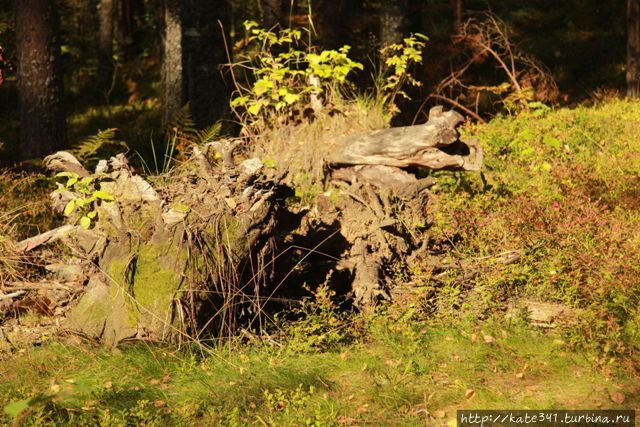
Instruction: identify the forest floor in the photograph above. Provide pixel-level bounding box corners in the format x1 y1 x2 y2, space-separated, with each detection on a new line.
1 99 640 425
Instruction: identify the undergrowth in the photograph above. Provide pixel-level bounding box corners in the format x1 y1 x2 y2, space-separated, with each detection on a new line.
425 98 640 366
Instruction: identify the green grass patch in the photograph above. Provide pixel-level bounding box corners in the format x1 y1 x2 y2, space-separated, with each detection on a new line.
1 320 636 426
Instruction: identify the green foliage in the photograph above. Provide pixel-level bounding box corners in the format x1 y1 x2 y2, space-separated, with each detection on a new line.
71 128 129 169
426 99 640 362
2 322 637 426
378 34 428 115
230 21 363 126
279 283 353 353
54 172 114 229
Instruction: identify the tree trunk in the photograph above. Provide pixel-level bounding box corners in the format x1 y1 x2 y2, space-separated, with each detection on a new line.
628 0 640 98
379 0 407 46
98 0 115 93
15 0 67 160
452 0 464 34
262 0 285 28
116 0 144 57
183 0 230 128
161 0 184 129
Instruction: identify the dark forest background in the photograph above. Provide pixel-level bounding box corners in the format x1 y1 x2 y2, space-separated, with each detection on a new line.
0 0 635 165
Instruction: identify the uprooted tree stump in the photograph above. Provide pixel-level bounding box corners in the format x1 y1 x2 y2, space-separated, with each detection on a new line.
3 106 482 346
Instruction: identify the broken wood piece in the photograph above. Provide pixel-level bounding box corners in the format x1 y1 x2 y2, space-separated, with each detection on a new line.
43 151 90 177
5 281 77 292
0 290 26 302
329 106 482 171
16 225 75 252
507 300 580 328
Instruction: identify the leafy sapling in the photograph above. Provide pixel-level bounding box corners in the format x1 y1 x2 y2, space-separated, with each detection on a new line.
54 172 114 229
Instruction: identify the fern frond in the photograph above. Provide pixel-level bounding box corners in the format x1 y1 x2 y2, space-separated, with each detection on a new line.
196 123 222 145
72 128 129 169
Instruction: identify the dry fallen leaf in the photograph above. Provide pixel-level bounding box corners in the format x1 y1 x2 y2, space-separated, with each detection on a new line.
433 410 446 418
610 391 625 405
154 400 166 408
483 335 495 344
516 363 529 379
465 389 475 399
471 333 477 343
149 378 160 385
104 381 113 389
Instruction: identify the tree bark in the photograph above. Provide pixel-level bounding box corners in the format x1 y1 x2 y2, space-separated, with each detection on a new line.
183 0 230 128
452 0 464 34
15 0 67 160
329 106 482 171
628 0 640 98
379 0 407 46
161 0 184 128
98 0 115 93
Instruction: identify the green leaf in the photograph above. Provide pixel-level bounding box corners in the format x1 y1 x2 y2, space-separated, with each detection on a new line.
66 176 78 188
231 96 249 107
283 92 300 105
79 216 92 230
253 79 273 96
248 102 263 116
63 199 77 216
55 172 78 179
92 190 114 201
87 211 97 219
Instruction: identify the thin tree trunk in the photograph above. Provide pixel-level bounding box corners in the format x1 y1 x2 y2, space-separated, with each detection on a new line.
628 0 640 98
320 0 345 49
262 0 285 28
183 0 230 128
161 0 184 128
380 0 407 46
98 0 115 93
15 0 67 159
116 0 144 57
452 0 464 34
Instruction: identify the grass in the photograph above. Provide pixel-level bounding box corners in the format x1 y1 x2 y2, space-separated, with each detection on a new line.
1 320 636 426
2 99 640 425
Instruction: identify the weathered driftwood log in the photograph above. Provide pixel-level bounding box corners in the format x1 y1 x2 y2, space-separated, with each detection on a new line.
329 106 482 171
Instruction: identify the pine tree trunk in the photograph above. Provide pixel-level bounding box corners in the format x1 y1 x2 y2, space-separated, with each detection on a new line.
380 0 407 46
452 0 464 34
262 0 285 28
628 0 640 98
98 0 115 93
116 0 144 57
161 0 184 128
183 0 230 128
15 0 67 160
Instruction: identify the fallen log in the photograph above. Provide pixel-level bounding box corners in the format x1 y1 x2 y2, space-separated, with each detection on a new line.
329 106 482 172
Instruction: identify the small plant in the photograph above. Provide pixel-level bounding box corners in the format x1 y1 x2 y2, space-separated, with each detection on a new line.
54 172 114 229
279 281 352 353
378 34 429 115
230 21 363 128
71 128 129 169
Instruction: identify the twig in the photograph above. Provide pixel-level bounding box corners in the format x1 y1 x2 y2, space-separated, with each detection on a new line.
0 290 26 302
428 94 486 123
